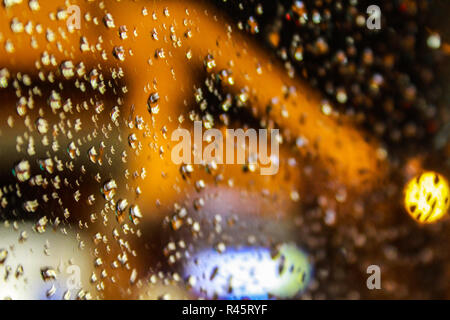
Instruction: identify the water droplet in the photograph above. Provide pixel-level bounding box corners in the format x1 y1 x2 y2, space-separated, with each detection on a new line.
13 160 31 182
41 267 57 281
0 249 8 264
103 13 116 29
101 179 117 201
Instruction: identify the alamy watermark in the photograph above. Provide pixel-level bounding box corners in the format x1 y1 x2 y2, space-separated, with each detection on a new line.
66 265 82 290
366 265 381 290
66 5 81 31
171 121 280 175
367 5 381 30
64 4 380 32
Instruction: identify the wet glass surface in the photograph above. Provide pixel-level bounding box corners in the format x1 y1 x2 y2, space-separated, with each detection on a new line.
0 0 449 300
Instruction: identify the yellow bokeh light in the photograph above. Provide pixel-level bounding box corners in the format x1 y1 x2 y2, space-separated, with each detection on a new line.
404 171 450 224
